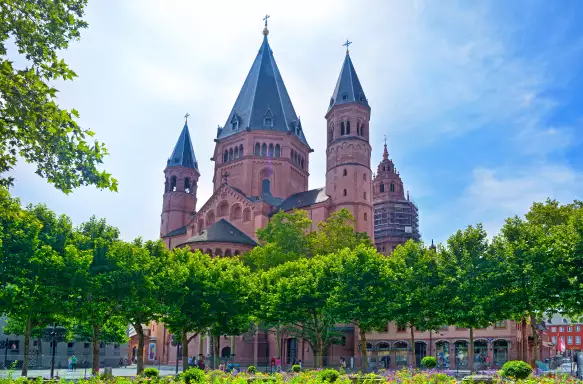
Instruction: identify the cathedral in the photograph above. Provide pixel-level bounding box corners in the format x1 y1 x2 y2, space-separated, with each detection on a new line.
142 22 424 368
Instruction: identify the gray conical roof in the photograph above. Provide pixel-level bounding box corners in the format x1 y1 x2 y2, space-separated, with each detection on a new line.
328 52 369 111
167 122 198 170
217 35 309 146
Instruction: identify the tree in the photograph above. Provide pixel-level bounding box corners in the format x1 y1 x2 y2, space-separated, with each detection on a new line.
439 224 496 372
109 239 168 374
329 245 391 371
162 248 215 372
72 216 126 375
388 240 447 369
260 254 341 367
308 209 372 257
0 0 117 192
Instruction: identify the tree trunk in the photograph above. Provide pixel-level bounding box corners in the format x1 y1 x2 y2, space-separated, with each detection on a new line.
231 336 236 363
521 318 527 362
92 323 100 375
182 331 189 372
135 323 145 375
313 338 324 368
213 334 220 368
199 334 204 357
276 327 281 359
21 316 31 377
530 314 538 365
410 325 416 369
469 328 474 373
359 327 368 371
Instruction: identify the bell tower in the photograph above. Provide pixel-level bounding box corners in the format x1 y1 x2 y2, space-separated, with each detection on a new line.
325 42 373 237
160 117 200 237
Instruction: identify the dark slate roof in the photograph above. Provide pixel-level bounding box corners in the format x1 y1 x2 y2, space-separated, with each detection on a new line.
328 53 369 111
217 35 309 147
161 225 187 238
274 187 329 214
167 122 198 170
180 219 257 246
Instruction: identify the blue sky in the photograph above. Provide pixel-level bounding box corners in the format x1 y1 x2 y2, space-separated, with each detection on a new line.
8 0 583 244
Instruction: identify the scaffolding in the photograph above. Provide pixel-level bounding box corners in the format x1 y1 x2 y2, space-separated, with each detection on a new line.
373 199 420 245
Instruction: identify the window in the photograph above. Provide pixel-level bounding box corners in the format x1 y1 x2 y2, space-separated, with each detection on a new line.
263 117 273 127
261 143 267 156
494 320 506 329
552 327 557 332
84 343 90 348
560 327 564 332
568 326 573 332
340 122 345 136
275 144 280 157
346 121 351 134
552 336 557 343
301 159 304 169
390 183 395 192
343 189 347 196
223 150 228 163
255 143 260 155
234 146 239 159
262 179 271 194
577 336 581 345
229 148 233 161
114 344 120 349
68 342 74 348
268 144 274 157
363 192 367 200
577 326 581 332
364 212 367 221
343 169 347 176
363 173 366 181
568 336 573 344
239 144 244 157
380 184 385 193
342 93 348 101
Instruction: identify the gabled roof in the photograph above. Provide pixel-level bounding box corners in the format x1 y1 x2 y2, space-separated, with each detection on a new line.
161 225 187 238
328 52 369 111
167 122 198 170
217 35 309 147
273 187 329 214
180 219 257 246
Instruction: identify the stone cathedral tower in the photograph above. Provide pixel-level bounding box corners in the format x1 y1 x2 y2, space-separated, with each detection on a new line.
325 47 373 236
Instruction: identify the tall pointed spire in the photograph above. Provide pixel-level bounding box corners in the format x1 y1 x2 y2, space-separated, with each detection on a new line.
167 121 198 170
217 22 309 146
328 49 369 111
383 135 389 160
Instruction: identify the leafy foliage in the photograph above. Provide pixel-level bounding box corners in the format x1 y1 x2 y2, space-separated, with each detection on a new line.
0 0 116 192
316 369 340 383
181 368 206 384
142 368 159 378
500 360 532 380
421 356 437 369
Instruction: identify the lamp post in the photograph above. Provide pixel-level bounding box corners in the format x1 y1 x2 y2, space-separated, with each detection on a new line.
171 335 181 374
42 324 66 378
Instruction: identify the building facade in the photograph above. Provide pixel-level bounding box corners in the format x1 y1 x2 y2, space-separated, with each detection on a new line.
547 315 583 353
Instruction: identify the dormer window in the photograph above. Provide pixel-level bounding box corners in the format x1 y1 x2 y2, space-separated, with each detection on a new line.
342 93 348 101
230 114 239 130
263 117 273 127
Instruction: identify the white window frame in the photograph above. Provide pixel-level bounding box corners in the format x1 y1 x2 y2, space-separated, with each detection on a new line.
568 336 573 344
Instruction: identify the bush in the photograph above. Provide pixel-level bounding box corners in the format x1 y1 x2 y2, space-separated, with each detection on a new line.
421 356 437 369
181 367 206 384
247 365 257 374
143 368 159 378
292 364 301 373
317 369 340 383
500 360 532 380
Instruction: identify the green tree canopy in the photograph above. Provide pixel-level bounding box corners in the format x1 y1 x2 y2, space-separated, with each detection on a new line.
0 0 116 192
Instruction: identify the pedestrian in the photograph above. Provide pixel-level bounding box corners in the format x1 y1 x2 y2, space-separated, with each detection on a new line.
119 358 124 368
276 356 281 372
270 356 275 373
188 356 193 367
298 359 302 369
68 357 72 371
340 357 347 369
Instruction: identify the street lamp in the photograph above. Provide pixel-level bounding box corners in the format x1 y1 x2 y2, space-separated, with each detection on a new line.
42 324 66 378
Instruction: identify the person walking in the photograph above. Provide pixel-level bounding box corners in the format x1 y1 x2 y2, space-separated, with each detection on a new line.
276 357 282 372
67 356 72 372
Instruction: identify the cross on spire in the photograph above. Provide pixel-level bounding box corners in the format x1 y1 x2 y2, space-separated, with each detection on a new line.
184 112 190 124
343 39 352 53
384 134 387 146
263 14 270 26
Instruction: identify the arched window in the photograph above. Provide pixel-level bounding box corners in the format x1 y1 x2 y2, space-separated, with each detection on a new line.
382 166 386 171
363 192 366 200
206 211 215 226
343 169 347 176
224 250 232 257
197 219 204 234
234 146 239 159
300 158 304 169
164 178 169 193
215 249 223 257
171 176 177 192
231 205 242 220
261 143 267 156
239 144 244 156
275 144 280 157
343 189 347 196
390 183 395 192
234 250 240 256
363 173 366 181
223 150 228 163
243 208 251 222
290 149 295 161
380 184 385 193
228 148 233 161
364 212 367 221
218 201 229 217
341 121 345 136
254 143 260 155
262 179 271 194
184 178 191 194
346 121 351 135
268 144 274 157
361 123 366 137
205 249 213 256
